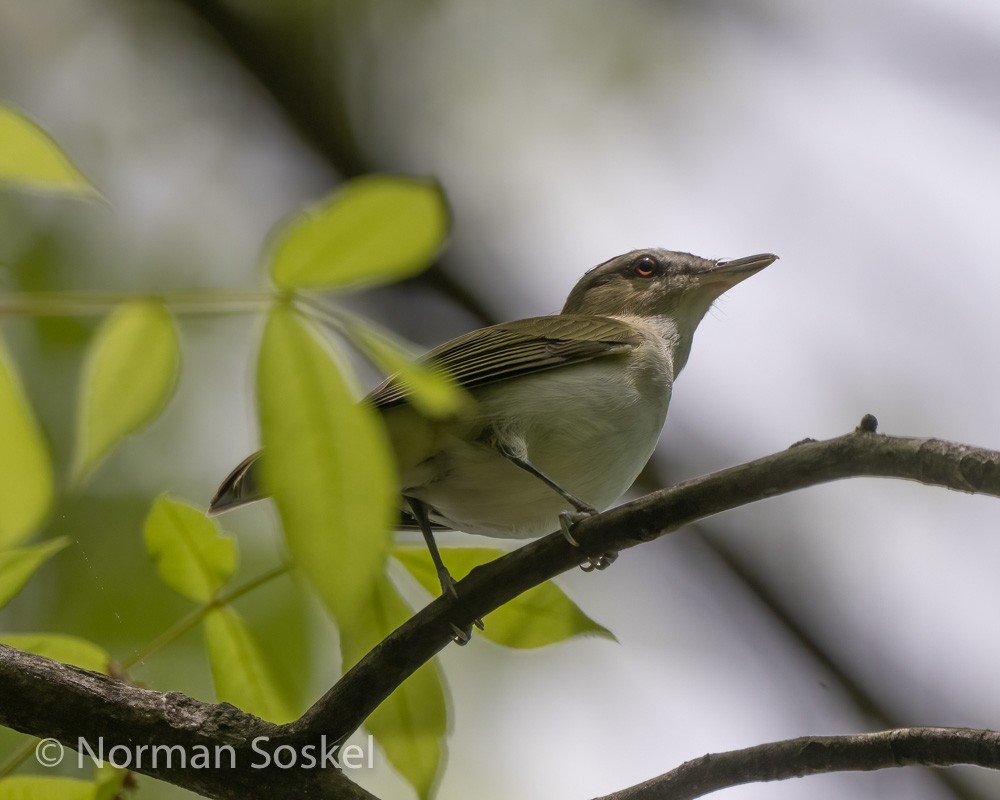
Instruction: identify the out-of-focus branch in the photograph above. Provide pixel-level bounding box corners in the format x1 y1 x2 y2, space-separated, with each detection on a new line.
177 0 369 178
594 727 1000 800
175 0 497 325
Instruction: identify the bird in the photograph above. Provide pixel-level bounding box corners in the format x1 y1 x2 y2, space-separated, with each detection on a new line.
209 248 776 638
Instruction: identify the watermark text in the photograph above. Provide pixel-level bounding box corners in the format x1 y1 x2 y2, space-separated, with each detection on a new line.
34 735 375 771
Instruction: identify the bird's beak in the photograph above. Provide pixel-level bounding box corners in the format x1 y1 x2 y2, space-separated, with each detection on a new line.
706 253 778 286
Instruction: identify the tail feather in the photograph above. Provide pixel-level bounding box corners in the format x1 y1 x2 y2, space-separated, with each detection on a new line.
208 451 264 515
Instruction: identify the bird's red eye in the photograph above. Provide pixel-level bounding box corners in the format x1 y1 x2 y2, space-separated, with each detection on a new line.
633 256 658 278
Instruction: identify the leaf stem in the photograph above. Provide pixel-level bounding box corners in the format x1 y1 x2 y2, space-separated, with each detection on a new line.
0 290 277 318
0 741 34 778
119 563 290 671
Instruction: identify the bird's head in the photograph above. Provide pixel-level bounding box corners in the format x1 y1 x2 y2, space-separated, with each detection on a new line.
561 248 777 372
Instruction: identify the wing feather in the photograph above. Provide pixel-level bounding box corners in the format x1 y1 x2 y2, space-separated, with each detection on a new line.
368 314 641 409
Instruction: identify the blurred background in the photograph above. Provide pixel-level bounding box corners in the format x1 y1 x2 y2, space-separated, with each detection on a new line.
2 0 1000 798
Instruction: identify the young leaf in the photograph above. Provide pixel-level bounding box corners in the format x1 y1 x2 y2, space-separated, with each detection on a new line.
257 305 396 621
73 301 180 481
0 776 102 800
203 606 297 724
393 546 616 649
0 538 69 610
336 312 469 419
269 175 449 290
0 632 110 674
0 335 53 549
0 106 100 198
144 495 237 603
340 577 446 800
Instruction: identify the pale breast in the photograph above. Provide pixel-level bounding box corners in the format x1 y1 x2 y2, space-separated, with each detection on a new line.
397 336 675 538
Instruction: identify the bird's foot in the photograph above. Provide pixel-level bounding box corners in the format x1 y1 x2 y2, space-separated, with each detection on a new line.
579 550 618 572
448 616 485 645
437 566 460 600
450 623 471 645
559 509 617 572
558 507 598 547
439 569 484 645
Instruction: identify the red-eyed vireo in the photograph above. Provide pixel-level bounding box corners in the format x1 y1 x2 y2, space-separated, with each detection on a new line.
210 248 776 624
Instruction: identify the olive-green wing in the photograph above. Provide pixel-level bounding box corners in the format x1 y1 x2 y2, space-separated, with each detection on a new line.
368 314 642 409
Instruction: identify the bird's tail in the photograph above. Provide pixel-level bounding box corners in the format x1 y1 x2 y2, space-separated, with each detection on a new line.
207 451 264 515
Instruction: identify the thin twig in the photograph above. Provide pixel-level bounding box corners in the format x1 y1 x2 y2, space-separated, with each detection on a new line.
593 727 1000 800
0 290 274 318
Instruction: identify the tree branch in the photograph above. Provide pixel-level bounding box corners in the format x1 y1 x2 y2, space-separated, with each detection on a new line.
287 421 1000 743
4 421 1000 798
0 645 376 800
594 727 1000 800
674 528 983 800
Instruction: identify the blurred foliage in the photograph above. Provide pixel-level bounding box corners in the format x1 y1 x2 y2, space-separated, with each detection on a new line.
0 112 613 799
0 539 69 611
394 547 616 649
268 176 450 290
73 303 180 482
0 336 53 548
338 575 448 800
0 773 124 800
0 633 110 675
257 304 397 624
0 106 100 200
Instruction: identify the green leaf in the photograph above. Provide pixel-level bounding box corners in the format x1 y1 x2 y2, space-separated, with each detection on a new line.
92 765 127 800
0 335 54 548
0 538 69 610
0 106 100 198
73 301 180 481
144 495 237 602
0 632 110 674
368 663 445 800
394 547 616 649
0 777 101 800
337 312 469 419
257 305 396 621
340 577 446 800
269 175 449 290
203 606 297 724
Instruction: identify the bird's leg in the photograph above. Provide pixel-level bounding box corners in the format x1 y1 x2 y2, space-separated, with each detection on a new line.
500 453 599 516
498 451 618 572
405 497 483 644
407 497 458 598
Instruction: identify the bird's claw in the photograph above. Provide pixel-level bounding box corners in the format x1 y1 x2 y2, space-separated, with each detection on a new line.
559 510 617 572
449 616 485 645
579 550 619 572
450 623 471 645
441 570 484 645
558 508 597 547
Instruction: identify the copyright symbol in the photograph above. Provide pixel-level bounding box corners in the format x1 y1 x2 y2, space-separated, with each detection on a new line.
35 738 64 767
